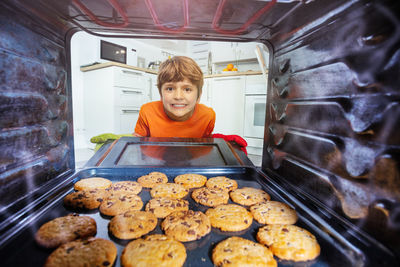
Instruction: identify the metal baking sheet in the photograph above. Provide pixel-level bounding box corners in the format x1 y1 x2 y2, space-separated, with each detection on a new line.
97 137 251 167
2 166 397 267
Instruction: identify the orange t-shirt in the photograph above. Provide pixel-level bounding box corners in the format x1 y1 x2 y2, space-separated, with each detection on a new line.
134 101 216 137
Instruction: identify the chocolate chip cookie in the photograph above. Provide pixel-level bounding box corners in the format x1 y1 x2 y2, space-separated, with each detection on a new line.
74 177 112 191
145 197 189 218
250 201 298 225
137 172 168 188
205 176 238 192
205 204 253 231
109 210 157 240
191 187 229 207
63 189 108 210
35 214 96 248
44 237 117 267
212 236 277 267
99 191 143 217
257 224 321 261
150 183 189 199
230 187 270 206
161 210 211 242
107 180 142 195
121 234 186 267
174 173 207 189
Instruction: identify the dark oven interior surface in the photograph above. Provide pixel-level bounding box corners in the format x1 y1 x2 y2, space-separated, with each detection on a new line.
0 0 399 263
1 166 397 267
264 0 400 256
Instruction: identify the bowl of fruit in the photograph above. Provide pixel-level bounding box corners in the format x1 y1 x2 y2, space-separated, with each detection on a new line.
223 63 238 72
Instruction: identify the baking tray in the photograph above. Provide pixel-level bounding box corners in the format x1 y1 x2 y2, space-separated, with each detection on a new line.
1 166 397 267
94 137 253 167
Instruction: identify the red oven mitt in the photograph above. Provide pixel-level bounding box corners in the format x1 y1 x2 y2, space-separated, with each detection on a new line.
212 133 248 155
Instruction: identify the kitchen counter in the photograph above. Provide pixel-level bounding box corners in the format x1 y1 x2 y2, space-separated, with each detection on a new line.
80 62 265 78
204 70 264 78
80 62 158 74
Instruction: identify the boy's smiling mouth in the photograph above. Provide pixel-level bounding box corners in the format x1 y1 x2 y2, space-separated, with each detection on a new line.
172 104 187 108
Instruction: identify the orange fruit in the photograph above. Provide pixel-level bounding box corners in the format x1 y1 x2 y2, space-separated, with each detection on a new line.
227 63 234 71
223 68 229 71
232 68 238 71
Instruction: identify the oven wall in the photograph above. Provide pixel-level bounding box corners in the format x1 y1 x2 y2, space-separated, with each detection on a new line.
0 3 74 212
263 0 400 254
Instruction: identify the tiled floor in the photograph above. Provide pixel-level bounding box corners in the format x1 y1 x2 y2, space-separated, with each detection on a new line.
75 147 95 169
247 154 262 167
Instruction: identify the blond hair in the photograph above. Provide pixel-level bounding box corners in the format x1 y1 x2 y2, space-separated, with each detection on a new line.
157 56 204 99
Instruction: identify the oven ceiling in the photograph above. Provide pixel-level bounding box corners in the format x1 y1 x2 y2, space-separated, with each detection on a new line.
8 0 349 42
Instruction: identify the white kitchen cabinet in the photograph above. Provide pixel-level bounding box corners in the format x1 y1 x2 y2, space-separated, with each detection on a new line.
189 41 210 74
200 78 212 107
243 74 267 156
210 42 259 63
210 42 236 63
147 73 159 101
210 76 245 136
82 66 150 142
237 42 260 61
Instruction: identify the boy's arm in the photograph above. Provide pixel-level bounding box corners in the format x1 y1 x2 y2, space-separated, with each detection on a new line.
212 133 248 155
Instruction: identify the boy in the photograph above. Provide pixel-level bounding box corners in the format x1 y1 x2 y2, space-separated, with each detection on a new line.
134 56 215 137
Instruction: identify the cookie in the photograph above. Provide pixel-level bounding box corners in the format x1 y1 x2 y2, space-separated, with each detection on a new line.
205 176 238 192
205 204 253 232
99 191 143 217
161 210 211 242
63 189 108 210
121 234 186 267
145 197 189 218
73 177 112 191
191 187 229 207
109 210 157 240
44 237 117 267
230 187 270 206
256 224 321 261
150 183 189 199
212 236 277 267
137 172 168 188
250 201 298 225
35 214 96 249
107 180 142 195
174 173 207 189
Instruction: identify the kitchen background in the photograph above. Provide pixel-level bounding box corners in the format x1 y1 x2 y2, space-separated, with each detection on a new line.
71 31 269 168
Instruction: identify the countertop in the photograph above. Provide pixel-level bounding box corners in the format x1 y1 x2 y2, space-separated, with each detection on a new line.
80 62 265 78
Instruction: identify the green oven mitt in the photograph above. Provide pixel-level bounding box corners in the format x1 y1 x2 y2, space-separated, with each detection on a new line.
90 133 132 151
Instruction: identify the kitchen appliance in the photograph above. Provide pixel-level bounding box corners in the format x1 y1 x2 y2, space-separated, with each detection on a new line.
148 60 162 70
244 74 268 155
100 40 127 64
244 95 266 139
0 0 399 266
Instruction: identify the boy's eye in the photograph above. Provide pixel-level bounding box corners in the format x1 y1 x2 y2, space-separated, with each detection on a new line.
165 87 173 91
184 87 192 92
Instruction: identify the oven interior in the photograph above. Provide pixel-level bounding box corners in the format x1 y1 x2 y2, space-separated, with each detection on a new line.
0 0 399 265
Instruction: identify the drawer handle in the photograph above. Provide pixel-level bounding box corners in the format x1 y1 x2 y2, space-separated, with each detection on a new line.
215 77 241 81
122 109 139 113
122 70 143 76
122 89 142 94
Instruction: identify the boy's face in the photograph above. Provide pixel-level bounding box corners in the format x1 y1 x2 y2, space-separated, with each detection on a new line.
161 78 200 121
